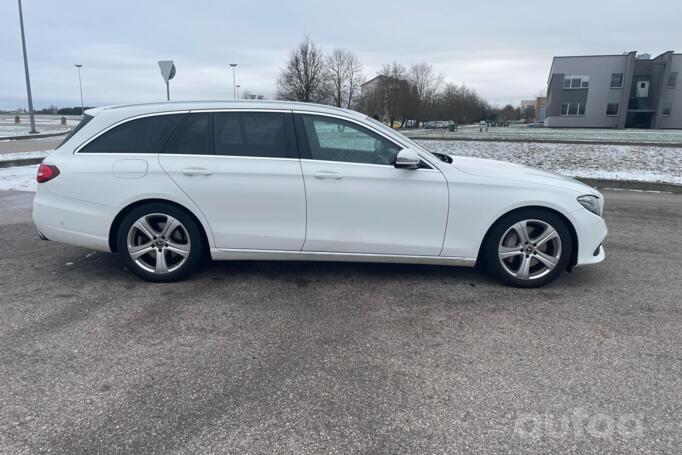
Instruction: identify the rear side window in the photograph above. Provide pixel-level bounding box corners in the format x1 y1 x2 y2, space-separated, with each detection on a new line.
163 113 211 155
59 114 93 148
213 112 288 158
80 114 182 154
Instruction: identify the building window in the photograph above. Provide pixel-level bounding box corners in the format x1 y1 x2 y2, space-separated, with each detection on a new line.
668 72 678 88
662 103 673 117
562 74 589 89
560 102 586 116
610 73 624 88
606 103 619 116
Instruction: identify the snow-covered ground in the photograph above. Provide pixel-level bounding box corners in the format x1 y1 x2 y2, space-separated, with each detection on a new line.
0 114 79 138
0 165 38 192
408 126 682 145
417 140 682 184
0 150 50 161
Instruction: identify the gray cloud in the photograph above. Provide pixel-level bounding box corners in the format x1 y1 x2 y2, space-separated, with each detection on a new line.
1 0 680 109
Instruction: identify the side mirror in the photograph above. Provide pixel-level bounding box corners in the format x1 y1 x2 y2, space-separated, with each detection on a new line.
394 149 420 170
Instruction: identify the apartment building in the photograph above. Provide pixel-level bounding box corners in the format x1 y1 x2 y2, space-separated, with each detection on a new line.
545 51 681 129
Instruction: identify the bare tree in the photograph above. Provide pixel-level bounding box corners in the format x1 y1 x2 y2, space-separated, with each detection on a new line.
410 63 443 102
327 49 364 108
327 49 349 108
277 37 330 103
345 52 363 109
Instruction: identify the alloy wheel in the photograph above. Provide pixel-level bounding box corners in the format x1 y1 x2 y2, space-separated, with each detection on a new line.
126 213 191 274
497 219 562 281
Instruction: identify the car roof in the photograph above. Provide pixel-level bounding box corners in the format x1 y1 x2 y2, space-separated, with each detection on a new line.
85 100 366 120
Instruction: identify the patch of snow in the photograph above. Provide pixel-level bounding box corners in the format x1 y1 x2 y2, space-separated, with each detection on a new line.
0 165 38 192
417 140 682 184
0 150 51 161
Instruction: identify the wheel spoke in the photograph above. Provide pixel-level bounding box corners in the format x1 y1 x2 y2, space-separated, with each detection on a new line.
499 246 523 259
515 255 531 279
160 216 180 239
166 241 190 258
129 242 154 260
534 226 558 247
134 217 157 241
535 251 558 269
154 250 169 273
512 221 530 244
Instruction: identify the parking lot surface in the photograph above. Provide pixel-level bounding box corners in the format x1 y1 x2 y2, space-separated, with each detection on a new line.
0 189 680 454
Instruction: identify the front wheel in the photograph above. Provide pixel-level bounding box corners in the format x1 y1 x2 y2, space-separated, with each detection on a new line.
482 209 573 288
117 203 204 282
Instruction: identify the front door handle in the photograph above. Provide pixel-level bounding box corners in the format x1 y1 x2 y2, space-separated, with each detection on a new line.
314 171 343 180
182 167 213 176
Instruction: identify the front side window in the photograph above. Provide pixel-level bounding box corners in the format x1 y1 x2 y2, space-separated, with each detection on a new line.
668 72 678 88
606 103 619 116
80 114 182 153
163 113 211 155
610 73 624 88
213 112 288 158
300 115 401 165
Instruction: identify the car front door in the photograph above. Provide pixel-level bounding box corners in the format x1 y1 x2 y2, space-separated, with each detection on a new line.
159 110 306 251
295 113 449 256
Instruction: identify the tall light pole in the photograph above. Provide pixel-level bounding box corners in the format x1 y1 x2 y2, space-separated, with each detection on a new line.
17 0 37 134
229 63 238 99
74 64 84 116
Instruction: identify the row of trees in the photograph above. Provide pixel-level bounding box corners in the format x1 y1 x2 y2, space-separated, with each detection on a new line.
277 37 522 126
277 37 363 108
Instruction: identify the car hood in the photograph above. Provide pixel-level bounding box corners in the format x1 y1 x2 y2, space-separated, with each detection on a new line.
450 156 597 195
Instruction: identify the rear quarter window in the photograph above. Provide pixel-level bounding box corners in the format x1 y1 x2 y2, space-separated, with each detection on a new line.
79 114 183 154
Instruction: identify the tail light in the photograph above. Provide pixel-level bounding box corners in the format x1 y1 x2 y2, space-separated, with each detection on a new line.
37 163 60 183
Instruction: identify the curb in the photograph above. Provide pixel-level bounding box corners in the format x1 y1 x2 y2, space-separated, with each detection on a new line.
575 178 682 194
1 158 680 194
407 135 682 148
0 131 69 141
0 157 45 168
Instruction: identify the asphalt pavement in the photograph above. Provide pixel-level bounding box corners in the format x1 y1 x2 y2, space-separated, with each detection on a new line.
0 189 680 454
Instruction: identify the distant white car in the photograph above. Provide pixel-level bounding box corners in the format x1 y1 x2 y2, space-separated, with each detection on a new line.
33 101 607 286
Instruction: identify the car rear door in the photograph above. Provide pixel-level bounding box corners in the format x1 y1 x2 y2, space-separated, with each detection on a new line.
159 110 306 251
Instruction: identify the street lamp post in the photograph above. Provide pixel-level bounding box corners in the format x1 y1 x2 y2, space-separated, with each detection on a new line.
229 63 238 99
74 64 84 116
17 0 37 134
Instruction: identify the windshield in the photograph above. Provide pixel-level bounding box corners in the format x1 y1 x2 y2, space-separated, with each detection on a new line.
364 116 435 156
57 114 94 148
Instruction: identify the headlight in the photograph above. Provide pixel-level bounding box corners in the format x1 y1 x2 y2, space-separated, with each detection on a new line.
577 195 602 216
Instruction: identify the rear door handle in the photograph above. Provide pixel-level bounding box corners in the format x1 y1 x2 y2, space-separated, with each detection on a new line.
182 167 212 176
314 171 343 180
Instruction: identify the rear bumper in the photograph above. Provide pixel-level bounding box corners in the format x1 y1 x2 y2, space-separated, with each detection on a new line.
33 187 112 252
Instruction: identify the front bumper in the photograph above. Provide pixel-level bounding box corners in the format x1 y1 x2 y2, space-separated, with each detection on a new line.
571 207 608 267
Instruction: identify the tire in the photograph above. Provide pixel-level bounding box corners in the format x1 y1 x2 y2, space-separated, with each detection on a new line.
482 208 573 288
116 203 204 282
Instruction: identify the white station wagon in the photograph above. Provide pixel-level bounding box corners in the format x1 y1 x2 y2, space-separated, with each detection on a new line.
33 101 607 287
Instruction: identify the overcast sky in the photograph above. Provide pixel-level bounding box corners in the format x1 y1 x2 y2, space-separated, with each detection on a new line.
1 0 680 110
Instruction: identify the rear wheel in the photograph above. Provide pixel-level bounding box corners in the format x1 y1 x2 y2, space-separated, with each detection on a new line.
483 209 573 288
117 203 203 282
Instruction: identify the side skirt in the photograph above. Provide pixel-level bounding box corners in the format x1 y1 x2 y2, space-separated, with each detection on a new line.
210 248 477 267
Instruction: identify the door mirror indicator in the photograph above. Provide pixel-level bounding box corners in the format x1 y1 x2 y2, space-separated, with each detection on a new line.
394 149 420 170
